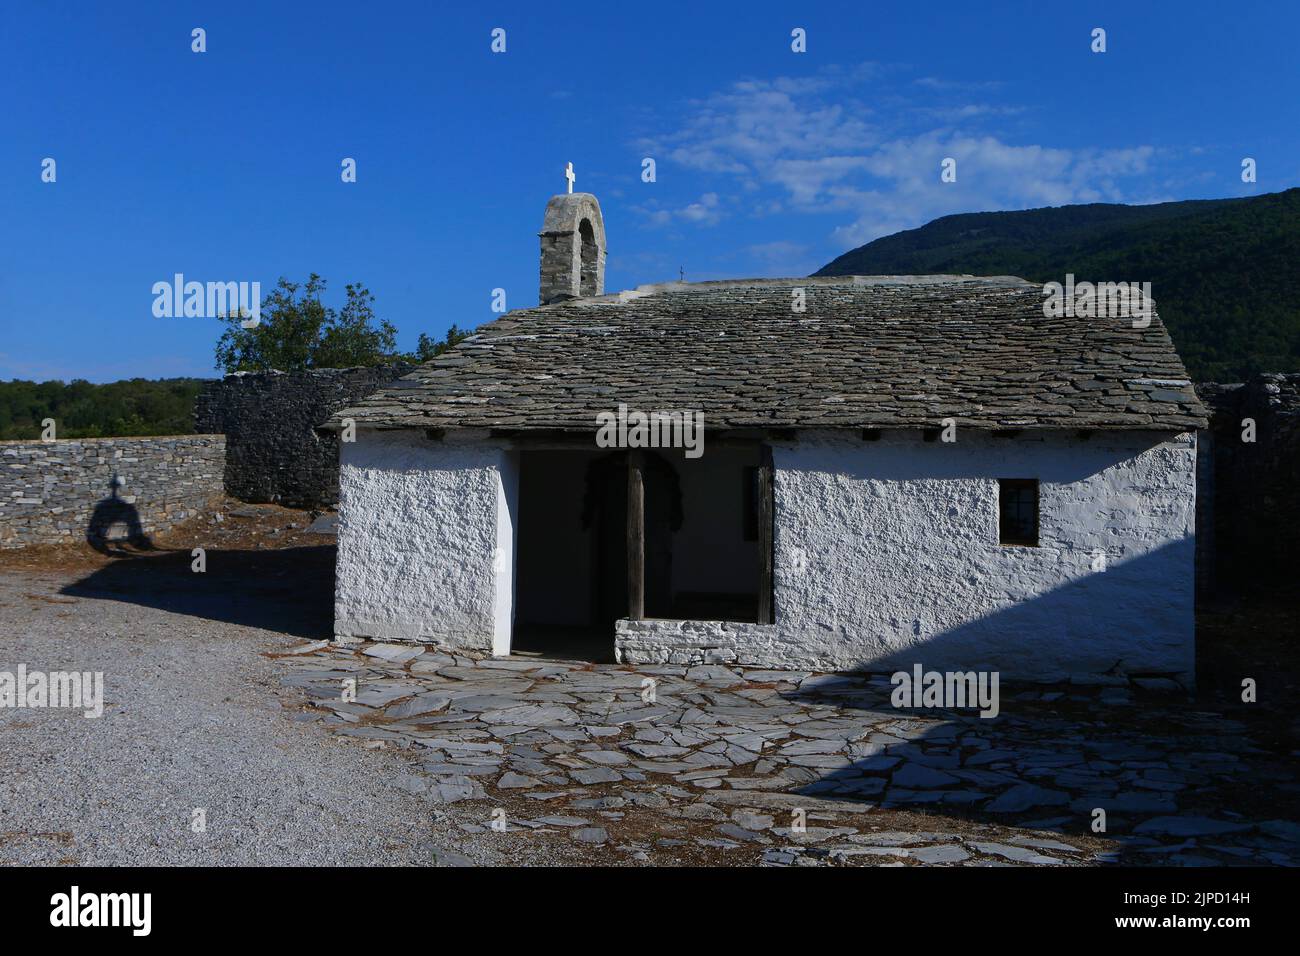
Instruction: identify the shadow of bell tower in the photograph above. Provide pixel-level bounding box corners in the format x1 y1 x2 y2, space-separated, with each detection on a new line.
86 474 154 555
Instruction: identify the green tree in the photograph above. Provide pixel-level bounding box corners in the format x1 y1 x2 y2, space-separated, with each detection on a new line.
313 283 398 368
214 274 398 373
0 378 205 439
415 324 471 362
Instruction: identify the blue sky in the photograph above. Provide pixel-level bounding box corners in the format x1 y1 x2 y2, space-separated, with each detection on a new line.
1 0 1296 382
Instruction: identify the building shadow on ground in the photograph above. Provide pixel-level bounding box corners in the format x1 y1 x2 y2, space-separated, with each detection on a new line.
753 537 1300 863
60 545 336 639
771 646 1297 862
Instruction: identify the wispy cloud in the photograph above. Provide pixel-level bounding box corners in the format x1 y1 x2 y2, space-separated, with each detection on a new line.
638 65 1163 249
912 76 1006 93
631 191 724 227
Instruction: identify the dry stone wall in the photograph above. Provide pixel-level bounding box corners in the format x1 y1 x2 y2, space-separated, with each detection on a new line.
0 436 225 548
1195 372 1300 599
194 364 413 508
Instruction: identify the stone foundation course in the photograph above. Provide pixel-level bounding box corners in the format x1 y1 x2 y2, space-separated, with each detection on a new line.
0 435 225 548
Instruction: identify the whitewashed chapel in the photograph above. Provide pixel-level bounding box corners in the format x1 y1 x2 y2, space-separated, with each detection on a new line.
327 187 1206 684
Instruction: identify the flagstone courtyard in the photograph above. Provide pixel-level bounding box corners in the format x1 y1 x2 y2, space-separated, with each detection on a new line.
276 637 1299 866
0 515 1296 867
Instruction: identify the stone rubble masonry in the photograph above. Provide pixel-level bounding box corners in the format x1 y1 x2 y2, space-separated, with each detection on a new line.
539 192 606 305
0 436 225 548
195 364 413 508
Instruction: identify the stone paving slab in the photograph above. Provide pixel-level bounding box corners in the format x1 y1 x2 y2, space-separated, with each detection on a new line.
276 641 1300 867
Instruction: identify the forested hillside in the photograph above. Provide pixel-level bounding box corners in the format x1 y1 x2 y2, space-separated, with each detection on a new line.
0 378 206 440
816 188 1300 381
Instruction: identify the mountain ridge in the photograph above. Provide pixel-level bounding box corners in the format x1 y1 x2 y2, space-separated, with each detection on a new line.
814 189 1300 381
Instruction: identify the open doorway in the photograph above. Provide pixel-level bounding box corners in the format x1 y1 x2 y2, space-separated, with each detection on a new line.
512 445 764 661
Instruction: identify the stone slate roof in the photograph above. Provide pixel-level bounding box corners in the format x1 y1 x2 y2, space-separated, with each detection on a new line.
330 276 1208 432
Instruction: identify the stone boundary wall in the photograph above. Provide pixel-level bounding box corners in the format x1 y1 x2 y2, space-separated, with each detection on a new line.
1195 372 1300 599
0 436 225 549
194 364 413 508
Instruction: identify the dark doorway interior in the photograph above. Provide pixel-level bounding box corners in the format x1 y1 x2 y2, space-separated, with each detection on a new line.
512 445 762 661
584 450 678 628
512 450 610 660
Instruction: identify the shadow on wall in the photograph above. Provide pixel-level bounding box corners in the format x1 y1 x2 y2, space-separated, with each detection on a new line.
805 544 1198 686
781 433 1174 485
85 477 155 555
770 535 1196 685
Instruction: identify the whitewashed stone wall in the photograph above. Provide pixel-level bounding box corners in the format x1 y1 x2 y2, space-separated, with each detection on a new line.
335 427 1196 684
492 453 519 656
617 429 1197 684
334 430 516 650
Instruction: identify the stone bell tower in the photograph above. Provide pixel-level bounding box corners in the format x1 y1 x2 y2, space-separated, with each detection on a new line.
539 164 606 305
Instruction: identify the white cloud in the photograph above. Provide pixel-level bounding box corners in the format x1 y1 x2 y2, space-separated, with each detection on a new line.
678 192 721 223
913 76 1005 93
640 67 1162 249
632 191 724 227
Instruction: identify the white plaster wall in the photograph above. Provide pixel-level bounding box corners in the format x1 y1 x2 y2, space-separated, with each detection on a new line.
335 430 516 652
493 452 519 655
618 429 1197 684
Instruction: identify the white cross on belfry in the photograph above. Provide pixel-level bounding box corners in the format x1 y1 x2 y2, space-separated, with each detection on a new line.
565 162 575 194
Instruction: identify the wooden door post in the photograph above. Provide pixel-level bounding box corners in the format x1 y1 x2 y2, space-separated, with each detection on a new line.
757 445 775 624
627 451 645 620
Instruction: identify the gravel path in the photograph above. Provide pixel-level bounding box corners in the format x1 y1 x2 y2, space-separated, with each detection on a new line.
3 547 1296 868
0 562 535 866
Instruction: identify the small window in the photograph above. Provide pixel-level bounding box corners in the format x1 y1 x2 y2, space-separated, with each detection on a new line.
998 479 1039 546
